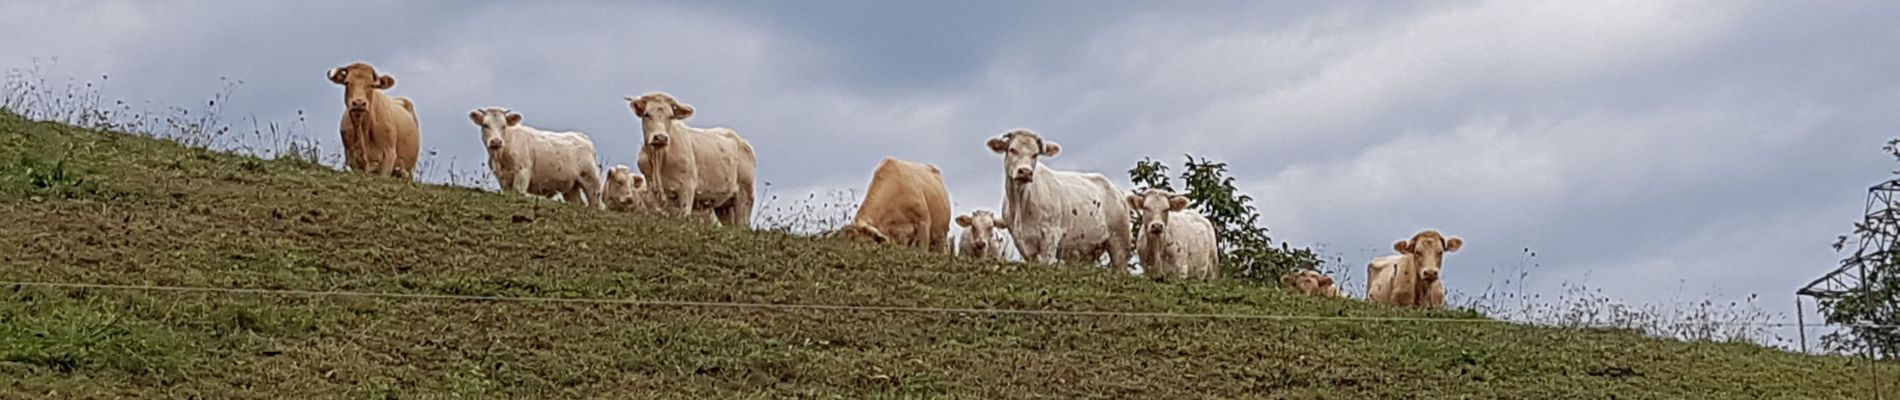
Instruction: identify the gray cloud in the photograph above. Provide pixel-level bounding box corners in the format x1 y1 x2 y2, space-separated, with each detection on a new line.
6 0 1899 334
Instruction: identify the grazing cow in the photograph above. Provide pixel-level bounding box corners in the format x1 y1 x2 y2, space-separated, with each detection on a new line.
626 92 758 227
1367 230 1465 308
326 62 420 178
1281 269 1346 298
468 107 604 209
955 209 1009 261
1126 189 1219 279
837 158 953 252
986 129 1132 270
603 164 650 212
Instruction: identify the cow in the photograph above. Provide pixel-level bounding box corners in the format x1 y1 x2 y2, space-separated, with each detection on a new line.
326 62 420 179
1367 230 1465 308
602 164 650 212
468 107 604 209
1281 269 1346 298
1127 188 1218 279
985 129 1132 270
837 158 953 252
625 92 758 227
955 209 1009 261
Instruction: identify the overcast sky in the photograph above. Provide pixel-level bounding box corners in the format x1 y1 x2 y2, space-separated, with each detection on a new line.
6 1 1900 337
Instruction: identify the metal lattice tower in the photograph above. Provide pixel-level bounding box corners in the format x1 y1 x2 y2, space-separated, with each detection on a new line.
1796 179 1896 399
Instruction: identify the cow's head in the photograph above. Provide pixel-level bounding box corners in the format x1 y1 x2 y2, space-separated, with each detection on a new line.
1393 230 1464 283
326 62 394 115
986 129 1060 185
467 107 522 151
626 92 694 150
604 165 648 209
1125 188 1191 237
955 209 1007 254
838 222 891 245
1281 270 1322 295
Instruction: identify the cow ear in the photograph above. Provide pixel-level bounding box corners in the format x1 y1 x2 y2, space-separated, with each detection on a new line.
1124 194 1143 210
627 97 647 117
986 137 1009 153
374 75 396 90
672 102 695 120
1168 196 1190 212
1445 237 1464 253
505 112 523 127
1280 272 1296 287
991 219 1008 230
327 68 347 84
955 215 973 228
1393 240 1411 254
630 175 647 190
1041 141 1062 157
1319 275 1336 286
468 111 484 126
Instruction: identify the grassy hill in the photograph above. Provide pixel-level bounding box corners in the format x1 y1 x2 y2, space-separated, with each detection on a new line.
0 111 1891 398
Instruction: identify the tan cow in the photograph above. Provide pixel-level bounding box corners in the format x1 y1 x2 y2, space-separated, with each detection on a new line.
1126 188 1218 279
955 209 1008 261
602 164 650 212
837 157 952 252
626 92 757 227
468 107 604 208
1367 230 1465 308
1281 269 1346 298
326 62 420 178
986 129 1133 270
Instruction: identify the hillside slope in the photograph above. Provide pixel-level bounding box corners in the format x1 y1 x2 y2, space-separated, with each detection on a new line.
0 112 1891 398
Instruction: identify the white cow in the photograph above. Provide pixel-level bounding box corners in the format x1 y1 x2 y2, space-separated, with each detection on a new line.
1126 188 1218 279
468 107 604 209
955 209 1008 261
602 164 650 212
626 92 758 227
1367 229 1465 308
985 129 1132 270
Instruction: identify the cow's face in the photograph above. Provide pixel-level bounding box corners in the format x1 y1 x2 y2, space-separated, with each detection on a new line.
1393 230 1463 283
626 92 694 149
327 62 393 114
838 222 891 245
604 165 647 205
956 210 1006 253
1126 189 1190 237
467 108 521 151
986 129 1060 185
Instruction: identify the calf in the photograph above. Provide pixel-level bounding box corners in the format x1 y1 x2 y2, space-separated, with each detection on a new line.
468 107 604 208
955 209 1008 261
626 92 758 227
837 158 953 253
602 164 650 212
1126 189 1218 279
327 62 420 179
1281 269 1346 298
986 129 1132 270
1367 230 1465 308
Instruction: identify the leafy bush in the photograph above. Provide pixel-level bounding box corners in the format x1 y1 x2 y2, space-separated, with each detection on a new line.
1129 155 1322 282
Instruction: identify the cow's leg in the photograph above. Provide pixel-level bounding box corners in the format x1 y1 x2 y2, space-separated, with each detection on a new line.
511 168 534 195
1035 229 1063 264
377 145 400 177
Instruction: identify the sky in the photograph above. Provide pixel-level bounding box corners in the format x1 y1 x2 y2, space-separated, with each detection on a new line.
5 0 1899 343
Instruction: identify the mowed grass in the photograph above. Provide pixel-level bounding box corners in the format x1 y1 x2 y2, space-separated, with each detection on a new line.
0 111 1891 398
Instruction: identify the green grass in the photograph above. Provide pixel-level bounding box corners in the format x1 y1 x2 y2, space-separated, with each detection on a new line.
0 111 1892 398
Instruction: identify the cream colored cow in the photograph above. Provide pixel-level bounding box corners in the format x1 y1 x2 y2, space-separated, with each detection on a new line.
468 108 604 208
837 158 953 252
1367 230 1465 308
986 129 1132 270
327 62 420 179
626 92 757 227
1126 188 1218 279
602 164 650 212
955 209 1009 261
1282 269 1346 298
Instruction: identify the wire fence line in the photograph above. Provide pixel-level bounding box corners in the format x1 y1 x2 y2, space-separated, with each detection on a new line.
7 280 1898 330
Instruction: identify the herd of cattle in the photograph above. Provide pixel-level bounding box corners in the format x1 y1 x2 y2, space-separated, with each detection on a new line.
324 61 1464 309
